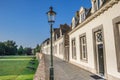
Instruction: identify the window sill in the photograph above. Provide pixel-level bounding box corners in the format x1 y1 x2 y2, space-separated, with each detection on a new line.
80 58 88 63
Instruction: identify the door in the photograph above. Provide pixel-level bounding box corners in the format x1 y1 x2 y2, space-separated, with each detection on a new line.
98 44 104 75
64 46 69 61
94 30 105 76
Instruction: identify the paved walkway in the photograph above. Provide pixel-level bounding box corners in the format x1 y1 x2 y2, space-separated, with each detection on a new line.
45 55 105 80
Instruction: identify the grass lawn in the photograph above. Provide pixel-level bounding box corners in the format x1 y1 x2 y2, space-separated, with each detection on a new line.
0 56 38 80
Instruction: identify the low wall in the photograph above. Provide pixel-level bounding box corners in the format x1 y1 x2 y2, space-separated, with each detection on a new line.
34 53 46 80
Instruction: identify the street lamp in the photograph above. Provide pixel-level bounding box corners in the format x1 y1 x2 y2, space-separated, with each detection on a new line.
46 6 56 80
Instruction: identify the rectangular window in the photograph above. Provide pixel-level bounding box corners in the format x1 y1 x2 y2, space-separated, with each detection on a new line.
116 23 120 72
81 14 83 22
72 39 76 59
97 0 100 9
54 45 57 54
118 24 120 36
59 42 63 55
113 16 120 72
80 35 87 61
81 13 85 22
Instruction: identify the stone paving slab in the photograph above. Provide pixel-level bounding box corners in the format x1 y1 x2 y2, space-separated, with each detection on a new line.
45 55 105 80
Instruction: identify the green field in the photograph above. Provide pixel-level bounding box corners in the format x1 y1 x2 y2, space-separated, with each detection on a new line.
0 56 38 80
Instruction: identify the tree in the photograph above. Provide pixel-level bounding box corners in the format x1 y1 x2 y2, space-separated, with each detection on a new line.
36 44 40 52
0 42 5 55
4 40 17 55
0 40 38 56
24 47 32 55
18 45 24 55
34 44 41 54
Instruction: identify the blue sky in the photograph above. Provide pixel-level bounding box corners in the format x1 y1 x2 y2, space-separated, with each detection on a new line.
0 0 91 48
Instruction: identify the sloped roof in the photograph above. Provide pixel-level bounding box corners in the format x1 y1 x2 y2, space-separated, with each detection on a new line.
42 38 50 44
54 28 60 34
60 24 71 34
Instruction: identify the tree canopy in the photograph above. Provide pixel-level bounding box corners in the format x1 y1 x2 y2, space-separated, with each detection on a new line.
34 44 41 54
0 40 33 56
0 40 17 55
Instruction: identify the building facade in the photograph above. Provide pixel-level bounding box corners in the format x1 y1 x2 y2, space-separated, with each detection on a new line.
41 0 120 80
69 0 120 80
41 38 50 54
41 24 71 61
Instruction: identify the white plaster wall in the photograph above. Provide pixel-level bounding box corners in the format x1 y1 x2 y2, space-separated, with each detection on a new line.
69 21 95 69
54 37 64 59
42 44 50 54
101 2 120 78
69 2 120 79
42 37 64 59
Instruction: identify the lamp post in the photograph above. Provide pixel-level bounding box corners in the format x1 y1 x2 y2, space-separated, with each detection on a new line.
46 6 56 80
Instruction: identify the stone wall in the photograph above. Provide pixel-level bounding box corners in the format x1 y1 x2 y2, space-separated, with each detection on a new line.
34 53 46 80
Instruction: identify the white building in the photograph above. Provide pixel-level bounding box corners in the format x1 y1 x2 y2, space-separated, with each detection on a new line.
53 24 71 60
41 0 120 80
69 0 120 80
41 24 71 61
41 38 50 54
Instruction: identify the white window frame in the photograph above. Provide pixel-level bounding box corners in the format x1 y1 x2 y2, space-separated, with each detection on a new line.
81 13 85 22
54 45 57 54
113 16 120 72
59 42 63 55
80 34 88 61
72 38 76 59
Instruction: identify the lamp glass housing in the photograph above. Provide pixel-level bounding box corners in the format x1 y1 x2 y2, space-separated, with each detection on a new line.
47 7 56 24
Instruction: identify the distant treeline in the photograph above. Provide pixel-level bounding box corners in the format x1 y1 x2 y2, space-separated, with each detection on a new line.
0 40 41 56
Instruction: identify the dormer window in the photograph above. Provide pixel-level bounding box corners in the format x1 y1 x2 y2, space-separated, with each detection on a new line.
97 0 100 9
57 34 60 38
79 7 86 23
60 29 62 36
81 12 85 22
56 34 58 40
95 0 100 10
92 0 104 12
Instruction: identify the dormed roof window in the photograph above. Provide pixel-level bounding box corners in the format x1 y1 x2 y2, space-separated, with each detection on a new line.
72 11 79 29
79 7 87 23
91 0 105 13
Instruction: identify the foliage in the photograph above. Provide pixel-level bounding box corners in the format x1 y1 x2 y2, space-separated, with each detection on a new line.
0 42 6 55
35 44 40 52
0 40 17 55
0 40 34 56
18 46 33 55
24 47 33 55
34 44 41 54
17 45 25 55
